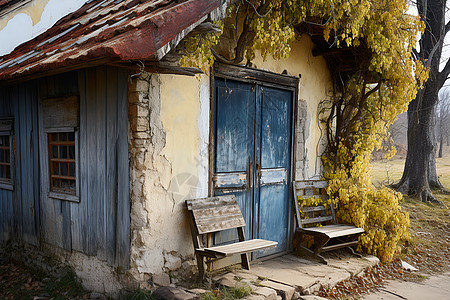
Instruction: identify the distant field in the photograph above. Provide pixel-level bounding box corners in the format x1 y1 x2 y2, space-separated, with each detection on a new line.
371 145 450 190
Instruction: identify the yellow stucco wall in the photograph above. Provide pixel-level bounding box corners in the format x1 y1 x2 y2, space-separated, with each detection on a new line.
160 74 204 199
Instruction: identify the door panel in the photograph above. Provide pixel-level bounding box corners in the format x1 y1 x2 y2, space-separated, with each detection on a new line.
214 78 292 257
255 86 292 257
214 78 255 243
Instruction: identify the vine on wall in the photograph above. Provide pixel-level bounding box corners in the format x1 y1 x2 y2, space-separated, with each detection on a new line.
181 0 428 262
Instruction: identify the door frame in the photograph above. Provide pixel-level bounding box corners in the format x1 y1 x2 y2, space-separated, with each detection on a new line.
209 62 300 257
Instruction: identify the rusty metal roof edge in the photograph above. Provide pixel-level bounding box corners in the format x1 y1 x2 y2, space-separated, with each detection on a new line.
155 0 231 61
0 0 234 82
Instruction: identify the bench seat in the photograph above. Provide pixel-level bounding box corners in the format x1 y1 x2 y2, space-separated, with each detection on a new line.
199 239 278 257
299 224 365 239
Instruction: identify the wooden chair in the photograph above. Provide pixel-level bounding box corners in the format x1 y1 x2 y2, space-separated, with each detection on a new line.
293 180 365 264
186 195 277 277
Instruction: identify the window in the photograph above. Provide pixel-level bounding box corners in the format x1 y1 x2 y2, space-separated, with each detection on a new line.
0 118 13 190
48 132 76 195
42 96 79 202
0 135 11 183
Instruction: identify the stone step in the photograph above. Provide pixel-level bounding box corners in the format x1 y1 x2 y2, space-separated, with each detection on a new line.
259 280 296 300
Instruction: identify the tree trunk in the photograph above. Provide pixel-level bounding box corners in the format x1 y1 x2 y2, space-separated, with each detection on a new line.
393 0 446 203
438 133 443 158
393 81 442 202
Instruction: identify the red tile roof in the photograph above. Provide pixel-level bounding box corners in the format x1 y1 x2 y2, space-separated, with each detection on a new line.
0 0 223 81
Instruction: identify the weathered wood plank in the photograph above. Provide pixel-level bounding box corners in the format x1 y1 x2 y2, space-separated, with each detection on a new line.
192 204 243 220
294 180 328 190
301 206 326 213
186 195 237 210
86 67 98 255
12 85 23 240
71 69 88 253
38 80 64 248
105 65 118 266
214 62 299 88
260 168 287 186
300 216 333 225
213 172 247 189
304 226 365 238
42 96 79 129
203 239 278 257
115 67 130 269
195 214 246 234
95 65 107 261
321 241 359 252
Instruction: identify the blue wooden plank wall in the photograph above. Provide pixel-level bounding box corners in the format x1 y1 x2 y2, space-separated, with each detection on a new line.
0 66 130 269
0 82 40 245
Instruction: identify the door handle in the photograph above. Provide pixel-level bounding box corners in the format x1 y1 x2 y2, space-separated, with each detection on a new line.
256 155 261 181
247 155 253 190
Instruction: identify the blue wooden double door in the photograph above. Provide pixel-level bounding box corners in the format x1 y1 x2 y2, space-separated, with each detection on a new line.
214 78 293 257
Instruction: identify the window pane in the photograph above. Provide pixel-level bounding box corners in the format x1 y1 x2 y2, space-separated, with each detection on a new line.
69 162 75 177
61 163 68 176
61 146 67 159
48 131 76 195
68 145 75 159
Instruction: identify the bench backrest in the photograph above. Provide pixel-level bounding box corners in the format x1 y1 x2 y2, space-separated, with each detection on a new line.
186 195 246 235
293 180 336 228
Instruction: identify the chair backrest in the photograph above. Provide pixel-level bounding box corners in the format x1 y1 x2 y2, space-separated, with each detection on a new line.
293 180 336 228
186 195 246 235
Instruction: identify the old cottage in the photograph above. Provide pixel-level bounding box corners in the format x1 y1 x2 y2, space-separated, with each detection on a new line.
0 0 358 296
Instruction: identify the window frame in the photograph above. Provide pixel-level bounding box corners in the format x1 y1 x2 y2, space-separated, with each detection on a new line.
0 118 14 191
45 127 80 202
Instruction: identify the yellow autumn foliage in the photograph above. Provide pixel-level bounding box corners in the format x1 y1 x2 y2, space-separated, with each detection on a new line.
180 0 428 262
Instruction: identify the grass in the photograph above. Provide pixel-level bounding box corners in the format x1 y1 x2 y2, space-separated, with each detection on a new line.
371 145 450 191
125 288 155 300
202 283 252 300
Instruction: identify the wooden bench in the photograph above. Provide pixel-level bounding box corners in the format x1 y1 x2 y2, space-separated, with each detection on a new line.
293 180 365 264
186 195 278 277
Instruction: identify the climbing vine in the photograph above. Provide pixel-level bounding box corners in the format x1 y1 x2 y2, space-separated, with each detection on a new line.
181 0 428 262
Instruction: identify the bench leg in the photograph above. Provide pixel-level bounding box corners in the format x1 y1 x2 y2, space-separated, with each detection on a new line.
313 236 329 265
346 246 362 258
240 253 250 270
196 253 205 278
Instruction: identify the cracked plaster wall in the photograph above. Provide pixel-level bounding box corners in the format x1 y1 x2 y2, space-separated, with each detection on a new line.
128 72 210 284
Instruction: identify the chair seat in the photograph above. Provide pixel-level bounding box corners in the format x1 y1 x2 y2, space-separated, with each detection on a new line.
299 224 365 239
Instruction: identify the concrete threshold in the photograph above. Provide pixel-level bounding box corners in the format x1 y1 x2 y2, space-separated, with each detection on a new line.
212 252 380 300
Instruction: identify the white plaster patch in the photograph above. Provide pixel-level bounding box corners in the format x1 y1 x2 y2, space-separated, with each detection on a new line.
197 76 210 198
136 249 165 274
164 252 182 271
0 13 33 55
69 251 123 298
0 0 86 56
